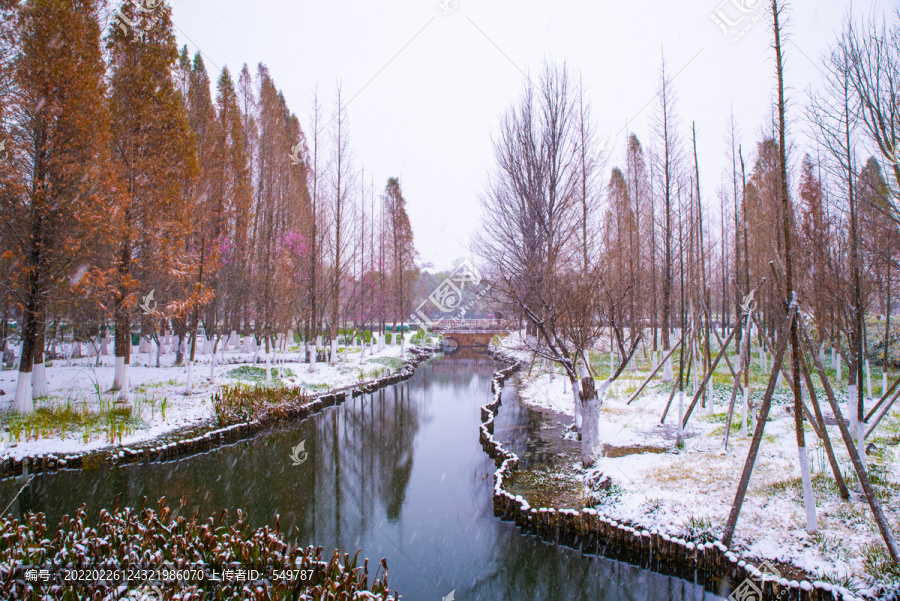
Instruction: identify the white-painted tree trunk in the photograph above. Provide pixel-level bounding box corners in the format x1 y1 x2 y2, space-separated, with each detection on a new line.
866 360 872 399
580 379 611 467
798 446 817 533
209 345 217 385
663 354 673 382
676 390 684 447
184 359 193 395
831 347 836 370
32 362 48 399
330 340 338 364
360 338 367 362
266 351 272 381
13 371 32 413
308 343 317 373
692 353 698 395
848 383 857 443
113 356 128 398
836 354 842 382
706 378 713 415
571 380 581 430
400 335 406 355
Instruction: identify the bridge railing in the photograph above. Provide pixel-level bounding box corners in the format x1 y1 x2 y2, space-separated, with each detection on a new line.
429 318 510 333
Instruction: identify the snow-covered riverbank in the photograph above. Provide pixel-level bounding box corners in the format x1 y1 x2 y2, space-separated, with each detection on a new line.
500 336 900 596
0 340 419 462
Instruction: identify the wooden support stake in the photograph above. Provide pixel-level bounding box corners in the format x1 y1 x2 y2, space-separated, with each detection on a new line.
721 306 796 548
865 386 900 440
797 314 900 562
865 372 900 422
798 351 850 500
749 311 822 434
682 322 739 429
626 329 689 406
724 306 754 451
701 299 743 387
661 347 692 424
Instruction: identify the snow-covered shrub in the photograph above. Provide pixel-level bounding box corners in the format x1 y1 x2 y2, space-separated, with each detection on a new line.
0 499 398 599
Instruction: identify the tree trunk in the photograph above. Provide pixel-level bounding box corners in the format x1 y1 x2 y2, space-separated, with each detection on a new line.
31 321 48 399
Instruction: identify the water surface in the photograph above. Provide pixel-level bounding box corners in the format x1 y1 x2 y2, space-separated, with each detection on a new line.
1 352 726 600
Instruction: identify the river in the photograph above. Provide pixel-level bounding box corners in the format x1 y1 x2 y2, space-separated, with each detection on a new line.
0 352 727 600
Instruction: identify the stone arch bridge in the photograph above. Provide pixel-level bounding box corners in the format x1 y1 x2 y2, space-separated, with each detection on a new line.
431 319 510 352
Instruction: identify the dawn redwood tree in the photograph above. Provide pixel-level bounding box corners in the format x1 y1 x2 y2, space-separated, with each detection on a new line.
808 40 868 454
182 52 222 393
212 66 253 344
251 64 310 356
6 0 112 411
743 137 783 336
625 134 648 352
574 78 602 275
328 86 354 357
107 0 196 397
796 154 835 346
652 53 683 381
236 64 258 335
770 0 815 533
305 89 326 348
383 177 417 340
857 158 896 382
603 167 638 343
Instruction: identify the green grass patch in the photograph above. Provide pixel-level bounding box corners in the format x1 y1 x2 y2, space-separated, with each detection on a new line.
3 396 149 445
226 366 296 382
211 384 310 426
368 357 404 371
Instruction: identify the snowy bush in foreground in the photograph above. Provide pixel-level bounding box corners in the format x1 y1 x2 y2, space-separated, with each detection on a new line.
0 498 398 600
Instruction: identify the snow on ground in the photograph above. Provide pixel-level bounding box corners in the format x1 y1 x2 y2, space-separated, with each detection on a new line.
499 333 900 590
0 339 419 461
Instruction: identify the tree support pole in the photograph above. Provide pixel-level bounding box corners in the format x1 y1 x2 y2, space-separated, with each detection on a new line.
722 306 795 547
798 314 900 561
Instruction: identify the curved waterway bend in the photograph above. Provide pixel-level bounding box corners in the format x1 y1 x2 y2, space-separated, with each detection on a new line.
1 353 725 600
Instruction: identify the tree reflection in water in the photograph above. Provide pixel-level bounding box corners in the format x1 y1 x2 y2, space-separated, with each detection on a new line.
0 354 725 601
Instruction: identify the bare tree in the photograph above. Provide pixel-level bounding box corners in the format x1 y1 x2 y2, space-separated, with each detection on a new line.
652 53 683 381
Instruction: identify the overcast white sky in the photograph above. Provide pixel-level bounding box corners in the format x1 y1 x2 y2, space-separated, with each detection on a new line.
169 0 897 272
